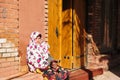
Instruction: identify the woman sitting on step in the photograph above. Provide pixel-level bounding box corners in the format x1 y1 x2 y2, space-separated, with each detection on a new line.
27 31 53 72
27 31 69 80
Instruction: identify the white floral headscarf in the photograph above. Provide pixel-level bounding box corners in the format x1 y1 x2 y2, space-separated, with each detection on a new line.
27 31 49 72
30 31 41 43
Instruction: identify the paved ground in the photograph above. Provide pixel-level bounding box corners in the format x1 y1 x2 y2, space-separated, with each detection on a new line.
94 71 120 80
94 52 120 80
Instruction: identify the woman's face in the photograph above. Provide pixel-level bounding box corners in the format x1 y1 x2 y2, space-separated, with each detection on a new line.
35 36 42 44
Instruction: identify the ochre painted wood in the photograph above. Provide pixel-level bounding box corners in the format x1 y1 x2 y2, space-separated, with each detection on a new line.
61 9 73 68
48 0 62 62
73 10 86 68
48 0 86 69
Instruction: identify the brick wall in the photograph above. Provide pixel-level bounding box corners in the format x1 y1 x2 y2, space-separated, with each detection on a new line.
0 38 20 78
0 0 19 78
87 0 119 51
87 0 103 47
0 0 19 46
44 0 48 42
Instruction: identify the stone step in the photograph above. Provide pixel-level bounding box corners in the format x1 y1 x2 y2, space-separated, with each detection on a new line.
0 70 19 78
0 68 103 80
0 71 27 80
69 68 103 80
0 71 42 80
70 69 89 80
11 72 43 80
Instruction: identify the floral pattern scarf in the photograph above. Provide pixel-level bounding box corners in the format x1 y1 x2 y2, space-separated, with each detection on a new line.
27 31 50 72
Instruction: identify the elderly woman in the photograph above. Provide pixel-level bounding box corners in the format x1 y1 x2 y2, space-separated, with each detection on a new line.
27 31 52 72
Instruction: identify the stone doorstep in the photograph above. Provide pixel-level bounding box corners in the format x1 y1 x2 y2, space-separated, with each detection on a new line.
69 68 103 80
0 71 27 80
11 72 43 80
1 68 103 80
88 68 103 77
70 69 89 80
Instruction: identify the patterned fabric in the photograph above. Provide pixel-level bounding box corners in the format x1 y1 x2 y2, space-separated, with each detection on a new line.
44 61 69 80
27 31 50 72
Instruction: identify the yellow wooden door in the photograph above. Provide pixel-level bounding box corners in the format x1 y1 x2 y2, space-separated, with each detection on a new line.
48 0 62 63
48 0 86 69
61 9 73 68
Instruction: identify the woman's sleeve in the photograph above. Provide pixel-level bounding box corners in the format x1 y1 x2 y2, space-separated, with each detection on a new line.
41 42 50 53
27 44 37 65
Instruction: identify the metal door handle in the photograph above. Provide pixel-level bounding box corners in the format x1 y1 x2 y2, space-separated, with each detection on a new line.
55 26 59 38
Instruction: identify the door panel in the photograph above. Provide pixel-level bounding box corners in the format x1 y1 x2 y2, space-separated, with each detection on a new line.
73 0 86 68
61 9 73 68
48 0 62 62
48 0 86 69
73 10 85 68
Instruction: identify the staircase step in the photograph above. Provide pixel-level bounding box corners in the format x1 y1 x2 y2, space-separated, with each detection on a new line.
11 72 43 80
0 71 27 80
70 69 89 80
0 68 103 80
69 68 103 80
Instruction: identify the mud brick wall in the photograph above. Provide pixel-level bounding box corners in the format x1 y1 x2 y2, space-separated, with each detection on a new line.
44 0 48 42
0 0 19 46
0 0 19 77
87 0 120 50
0 38 20 77
87 0 103 47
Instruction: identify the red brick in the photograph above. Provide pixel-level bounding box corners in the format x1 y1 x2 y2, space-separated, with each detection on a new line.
0 12 18 19
5 22 18 28
0 22 4 27
1 62 11 67
0 29 5 33
14 72 43 80
0 65 19 73
0 8 18 18
7 57 15 61
0 54 2 57
0 58 6 62
10 61 19 66
0 0 18 4
0 59 19 67
0 69 19 77
0 18 18 23
8 33 19 37
6 28 19 33
0 3 18 9
0 33 19 38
